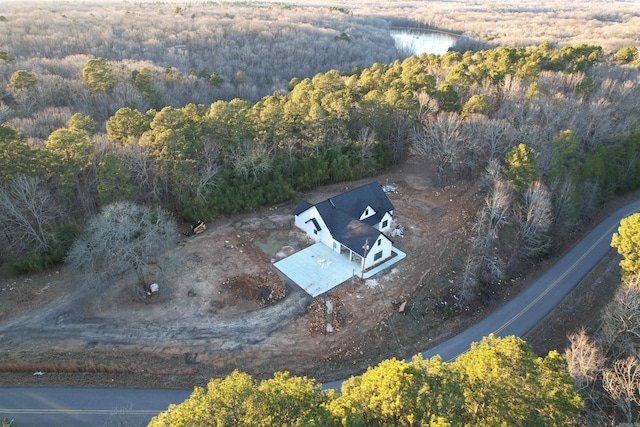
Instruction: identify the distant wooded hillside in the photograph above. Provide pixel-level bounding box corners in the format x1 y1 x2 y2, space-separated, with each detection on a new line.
1 3 639 422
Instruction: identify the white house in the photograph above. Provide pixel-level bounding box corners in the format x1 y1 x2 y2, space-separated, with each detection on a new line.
293 181 395 272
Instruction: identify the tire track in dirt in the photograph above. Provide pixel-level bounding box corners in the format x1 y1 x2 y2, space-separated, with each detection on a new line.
0 286 310 351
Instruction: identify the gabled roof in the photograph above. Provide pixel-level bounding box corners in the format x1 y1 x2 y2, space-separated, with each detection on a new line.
293 200 313 216
315 201 381 256
294 182 394 256
328 181 394 223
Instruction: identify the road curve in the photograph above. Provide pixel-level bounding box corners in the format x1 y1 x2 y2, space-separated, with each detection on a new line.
2 199 639 426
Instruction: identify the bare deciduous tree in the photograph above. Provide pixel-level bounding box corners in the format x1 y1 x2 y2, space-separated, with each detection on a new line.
581 181 601 221
457 252 478 307
474 116 516 161
565 329 606 395
597 275 640 361
602 356 640 424
564 277 640 425
0 176 61 254
0 103 10 123
551 176 579 228
472 178 511 285
356 126 376 169
480 158 502 191
411 113 467 188
460 164 513 300
415 91 438 121
517 181 554 259
386 109 413 164
228 140 272 182
120 142 162 203
194 137 222 202
564 329 610 425
65 201 177 291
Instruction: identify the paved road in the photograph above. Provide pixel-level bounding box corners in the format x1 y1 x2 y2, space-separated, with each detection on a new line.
2 199 639 426
420 198 640 360
0 387 191 426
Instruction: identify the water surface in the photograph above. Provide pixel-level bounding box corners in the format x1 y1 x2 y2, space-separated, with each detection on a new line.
390 28 458 56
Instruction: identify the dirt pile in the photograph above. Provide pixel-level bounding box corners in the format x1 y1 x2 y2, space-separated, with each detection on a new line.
224 272 287 305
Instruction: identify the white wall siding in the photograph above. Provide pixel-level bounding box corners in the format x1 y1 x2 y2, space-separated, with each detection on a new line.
378 212 393 232
363 234 393 270
295 208 333 243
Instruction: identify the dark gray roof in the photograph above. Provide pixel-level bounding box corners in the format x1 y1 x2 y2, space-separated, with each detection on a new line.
293 182 394 256
293 200 313 216
315 201 381 256
329 181 394 225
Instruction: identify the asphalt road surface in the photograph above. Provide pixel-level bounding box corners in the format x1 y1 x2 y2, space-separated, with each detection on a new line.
2 199 639 426
0 387 191 426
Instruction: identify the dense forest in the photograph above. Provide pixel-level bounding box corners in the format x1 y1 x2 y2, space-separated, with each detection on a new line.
1 1 640 424
2 36 639 279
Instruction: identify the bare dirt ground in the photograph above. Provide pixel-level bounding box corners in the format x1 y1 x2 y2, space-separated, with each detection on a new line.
0 157 630 390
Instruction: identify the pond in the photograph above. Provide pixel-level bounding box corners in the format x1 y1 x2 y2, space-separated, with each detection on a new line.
390 28 459 56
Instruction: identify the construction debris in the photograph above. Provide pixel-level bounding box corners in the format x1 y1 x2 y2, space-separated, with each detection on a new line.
390 220 404 237
398 300 407 314
308 297 326 334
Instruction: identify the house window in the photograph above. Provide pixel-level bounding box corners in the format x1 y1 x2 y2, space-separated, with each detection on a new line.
365 208 369 216
377 238 381 246
306 218 321 233
382 220 388 228
333 242 337 249
374 251 383 261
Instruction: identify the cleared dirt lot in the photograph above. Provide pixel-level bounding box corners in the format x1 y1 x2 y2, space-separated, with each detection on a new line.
0 157 627 389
